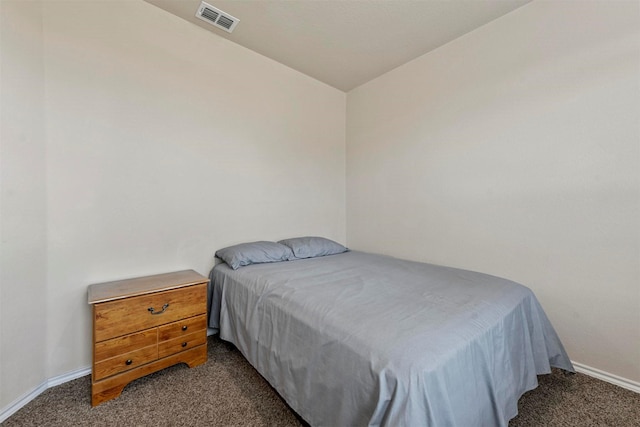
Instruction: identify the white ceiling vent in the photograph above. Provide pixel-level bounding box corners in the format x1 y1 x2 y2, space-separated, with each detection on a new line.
195 2 239 33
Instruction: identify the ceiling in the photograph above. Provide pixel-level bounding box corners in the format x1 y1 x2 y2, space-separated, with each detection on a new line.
144 0 532 92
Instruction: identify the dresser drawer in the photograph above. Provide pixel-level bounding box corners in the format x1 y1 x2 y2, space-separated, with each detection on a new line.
158 314 207 341
88 270 209 406
158 331 207 359
94 344 158 381
94 329 158 362
94 283 206 342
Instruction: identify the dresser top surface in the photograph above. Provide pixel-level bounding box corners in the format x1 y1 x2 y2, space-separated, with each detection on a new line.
88 270 208 304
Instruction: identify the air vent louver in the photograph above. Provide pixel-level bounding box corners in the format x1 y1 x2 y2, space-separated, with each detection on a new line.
201 8 219 22
196 2 239 33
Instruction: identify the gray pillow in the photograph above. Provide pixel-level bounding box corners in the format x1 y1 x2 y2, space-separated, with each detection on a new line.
215 241 294 270
278 236 348 259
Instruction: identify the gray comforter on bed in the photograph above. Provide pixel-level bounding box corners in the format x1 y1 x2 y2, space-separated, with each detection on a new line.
208 251 573 426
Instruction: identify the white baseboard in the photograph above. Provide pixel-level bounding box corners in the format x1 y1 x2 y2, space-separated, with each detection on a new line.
0 366 90 423
572 360 640 394
1 334 219 423
0 382 48 424
2 359 637 423
46 365 91 388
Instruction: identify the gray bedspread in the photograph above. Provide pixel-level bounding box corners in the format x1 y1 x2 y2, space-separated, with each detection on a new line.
208 251 573 426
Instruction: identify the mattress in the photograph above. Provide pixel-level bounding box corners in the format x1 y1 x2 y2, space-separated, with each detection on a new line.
208 251 574 426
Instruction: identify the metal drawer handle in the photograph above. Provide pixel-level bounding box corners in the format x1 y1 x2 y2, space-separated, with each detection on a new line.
182 325 188 331
125 359 133 365
148 303 169 315
181 342 188 348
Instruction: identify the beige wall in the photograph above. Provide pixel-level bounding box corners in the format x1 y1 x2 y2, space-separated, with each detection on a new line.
1 0 345 409
0 0 48 410
2 0 638 417
43 0 346 377
347 1 639 382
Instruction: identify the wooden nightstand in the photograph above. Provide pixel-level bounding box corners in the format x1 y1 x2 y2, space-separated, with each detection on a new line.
88 270 208 406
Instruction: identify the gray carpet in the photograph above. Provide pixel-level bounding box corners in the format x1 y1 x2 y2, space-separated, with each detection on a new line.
3 335 639 426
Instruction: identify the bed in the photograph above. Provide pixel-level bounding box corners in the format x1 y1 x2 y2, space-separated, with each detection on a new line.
208 239 574 426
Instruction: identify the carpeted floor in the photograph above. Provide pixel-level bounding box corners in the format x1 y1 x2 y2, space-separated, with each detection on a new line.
3 335 639 426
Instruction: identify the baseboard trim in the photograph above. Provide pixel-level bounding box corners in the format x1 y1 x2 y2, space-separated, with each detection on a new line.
47 366 91 388
0 382 48 424
0 366 90 423
1 336 219 422
2 358 637 422
572 361 640 394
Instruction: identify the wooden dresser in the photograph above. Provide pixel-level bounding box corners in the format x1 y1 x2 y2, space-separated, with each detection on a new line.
88 270 208 406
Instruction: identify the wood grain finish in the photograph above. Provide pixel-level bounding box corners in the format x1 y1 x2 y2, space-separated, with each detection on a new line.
94 344 158 381
88 270 209 304
94 329 158 361
158 314 207 341
89 270 208 406
91 345 207 407
158 331 207 359
94 284 206 342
